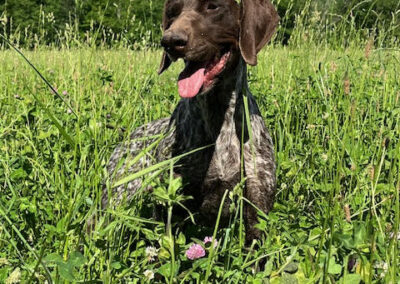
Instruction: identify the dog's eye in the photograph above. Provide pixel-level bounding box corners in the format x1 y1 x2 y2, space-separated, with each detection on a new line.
207 3 219 11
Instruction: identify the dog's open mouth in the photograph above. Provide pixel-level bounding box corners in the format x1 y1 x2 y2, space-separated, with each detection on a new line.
177 52 230 98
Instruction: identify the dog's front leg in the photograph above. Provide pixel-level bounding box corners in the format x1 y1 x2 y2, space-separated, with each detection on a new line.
243 116 276 243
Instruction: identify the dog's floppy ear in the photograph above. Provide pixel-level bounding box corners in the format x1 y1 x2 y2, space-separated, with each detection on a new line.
239 0 279 66
158 1 172 75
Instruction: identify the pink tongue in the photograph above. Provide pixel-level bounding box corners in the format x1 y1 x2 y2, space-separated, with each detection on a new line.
178 67 205 98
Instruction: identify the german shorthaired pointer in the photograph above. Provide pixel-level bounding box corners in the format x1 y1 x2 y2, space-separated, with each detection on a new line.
102 0 279 242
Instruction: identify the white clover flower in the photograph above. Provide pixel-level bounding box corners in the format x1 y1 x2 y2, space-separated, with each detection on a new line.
390 231 400 240
0 258 10 266
145 246 159 262
5 267 21 284
144 269 154 281
374 261 389 278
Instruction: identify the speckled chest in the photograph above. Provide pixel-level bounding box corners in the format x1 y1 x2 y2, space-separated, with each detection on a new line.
169 93 242 216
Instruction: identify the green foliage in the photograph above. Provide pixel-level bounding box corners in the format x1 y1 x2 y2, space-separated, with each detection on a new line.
1 0 164 48
1 0 399 48
0 39 399 281
0 3 399 281
44 252 86 281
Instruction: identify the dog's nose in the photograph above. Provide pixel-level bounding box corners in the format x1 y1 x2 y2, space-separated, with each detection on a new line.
161 30 188 54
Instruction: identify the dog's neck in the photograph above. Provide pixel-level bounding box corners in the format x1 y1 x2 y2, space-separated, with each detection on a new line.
191 57 249 140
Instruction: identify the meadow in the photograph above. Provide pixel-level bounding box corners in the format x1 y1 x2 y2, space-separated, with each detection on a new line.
0 39 399 282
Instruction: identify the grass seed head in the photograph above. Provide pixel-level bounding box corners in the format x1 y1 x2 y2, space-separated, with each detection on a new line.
344 76 350 95
344 204 351 223
365 36 374 59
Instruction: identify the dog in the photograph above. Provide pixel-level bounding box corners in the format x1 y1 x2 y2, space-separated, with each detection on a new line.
101 0 279 243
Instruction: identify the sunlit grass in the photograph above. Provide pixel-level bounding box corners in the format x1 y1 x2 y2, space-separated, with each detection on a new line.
0 42 399 282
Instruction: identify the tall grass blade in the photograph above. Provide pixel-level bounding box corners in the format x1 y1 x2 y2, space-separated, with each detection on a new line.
112 144 213 187
0 33 78 117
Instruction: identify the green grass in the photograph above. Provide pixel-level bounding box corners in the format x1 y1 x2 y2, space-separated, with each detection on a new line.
0 44 399 283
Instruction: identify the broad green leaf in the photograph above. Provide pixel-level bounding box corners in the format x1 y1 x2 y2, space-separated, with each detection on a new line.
176 232 186 245
284 262 299 274
342 274 362 284
265 256 275 276
335 233 354 249
68 251 86 267
58 262 76 281
281 272 298 284
157 262 180 279
111 262 122 269
328 258 342 275
353 222 367 247
44 253 63 264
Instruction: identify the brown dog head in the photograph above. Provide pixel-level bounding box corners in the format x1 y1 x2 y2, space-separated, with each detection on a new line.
159 0 279 98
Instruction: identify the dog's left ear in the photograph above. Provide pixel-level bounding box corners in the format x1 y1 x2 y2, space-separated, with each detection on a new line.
239 0 280 66
158 1 172 75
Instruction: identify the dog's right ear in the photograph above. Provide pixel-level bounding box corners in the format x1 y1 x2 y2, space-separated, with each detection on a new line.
239 0 280 66
158 0 172 75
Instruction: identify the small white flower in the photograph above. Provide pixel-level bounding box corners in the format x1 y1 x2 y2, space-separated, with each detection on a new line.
0 258 10 266
145 246 159 262
374 261 388 278
374 261 388 272
5 267 21 284
390 231 400 240
144 269 154 281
